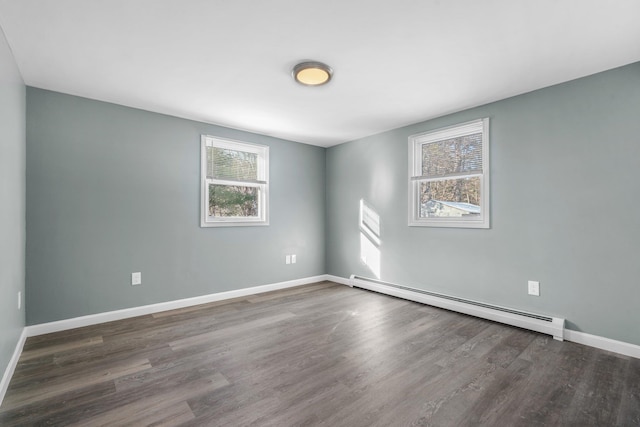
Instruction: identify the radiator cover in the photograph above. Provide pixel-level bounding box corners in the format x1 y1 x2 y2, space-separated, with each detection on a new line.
350 275 565 341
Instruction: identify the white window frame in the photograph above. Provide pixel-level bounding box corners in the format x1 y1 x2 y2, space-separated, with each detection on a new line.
408 118 490 229
200 135 269 227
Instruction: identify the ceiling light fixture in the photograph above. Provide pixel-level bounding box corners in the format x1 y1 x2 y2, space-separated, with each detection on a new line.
292 61 333 86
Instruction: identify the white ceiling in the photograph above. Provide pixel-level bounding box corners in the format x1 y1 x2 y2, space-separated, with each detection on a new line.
1 0 639 147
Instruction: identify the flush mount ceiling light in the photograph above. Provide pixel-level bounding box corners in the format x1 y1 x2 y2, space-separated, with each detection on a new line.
292 61 333 86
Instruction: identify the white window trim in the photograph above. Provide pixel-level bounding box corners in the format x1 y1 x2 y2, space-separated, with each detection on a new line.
200 135 269 227
408 118 490 229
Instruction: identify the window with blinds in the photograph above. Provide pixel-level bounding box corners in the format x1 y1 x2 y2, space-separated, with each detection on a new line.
201 136 269 227
408 118 490 228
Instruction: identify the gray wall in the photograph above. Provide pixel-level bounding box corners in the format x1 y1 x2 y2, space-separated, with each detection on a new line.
326 62 640 345
0 31 26 379
26 88 326 324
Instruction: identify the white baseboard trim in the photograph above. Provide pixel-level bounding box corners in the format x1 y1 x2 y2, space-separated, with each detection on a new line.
26 275 328 337
325 274 352 286
0 328 27 406
564 329 640 359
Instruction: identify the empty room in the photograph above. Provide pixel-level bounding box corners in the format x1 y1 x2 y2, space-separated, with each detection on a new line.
1 1 639 425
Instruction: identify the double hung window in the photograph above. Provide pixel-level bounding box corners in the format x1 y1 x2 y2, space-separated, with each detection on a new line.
409 118 489 228
201 136 269 227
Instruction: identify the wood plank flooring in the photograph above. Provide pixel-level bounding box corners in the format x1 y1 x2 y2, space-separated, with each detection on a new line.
1 281 639 426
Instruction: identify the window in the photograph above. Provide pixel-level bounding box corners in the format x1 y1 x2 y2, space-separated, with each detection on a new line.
201 136 269 227
408 118 489 228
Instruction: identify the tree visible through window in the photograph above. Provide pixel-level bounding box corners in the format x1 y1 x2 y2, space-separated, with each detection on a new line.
201 136 269 227
409 119 490 228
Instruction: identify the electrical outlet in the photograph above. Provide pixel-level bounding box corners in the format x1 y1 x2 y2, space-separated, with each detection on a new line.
285 255 291 265
132 272 142 286
528 280 540 296
18 291 21 310
291 254 297 264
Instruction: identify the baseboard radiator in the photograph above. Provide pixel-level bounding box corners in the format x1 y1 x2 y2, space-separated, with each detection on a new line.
349 275 565 341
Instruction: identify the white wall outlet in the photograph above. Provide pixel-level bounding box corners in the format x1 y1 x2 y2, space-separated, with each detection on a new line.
291 254 297 264
18 291 21 310
285 255 291 265
528 280 540 296
132 272 142 286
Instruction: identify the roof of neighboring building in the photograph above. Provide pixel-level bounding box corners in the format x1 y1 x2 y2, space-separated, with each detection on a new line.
427 200 481 214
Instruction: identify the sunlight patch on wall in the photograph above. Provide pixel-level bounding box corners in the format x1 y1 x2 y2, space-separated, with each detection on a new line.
360 199 381 278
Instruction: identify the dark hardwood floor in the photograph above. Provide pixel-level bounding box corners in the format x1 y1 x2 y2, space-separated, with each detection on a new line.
1 281 639 426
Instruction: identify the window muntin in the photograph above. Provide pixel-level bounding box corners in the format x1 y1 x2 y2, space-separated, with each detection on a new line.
201 136 269 227
409 118 489 228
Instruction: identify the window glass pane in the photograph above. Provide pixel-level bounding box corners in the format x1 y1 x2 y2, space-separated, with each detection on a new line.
419 177 481 218
421 132 482 178
207 147 258 181
208 184 259 217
